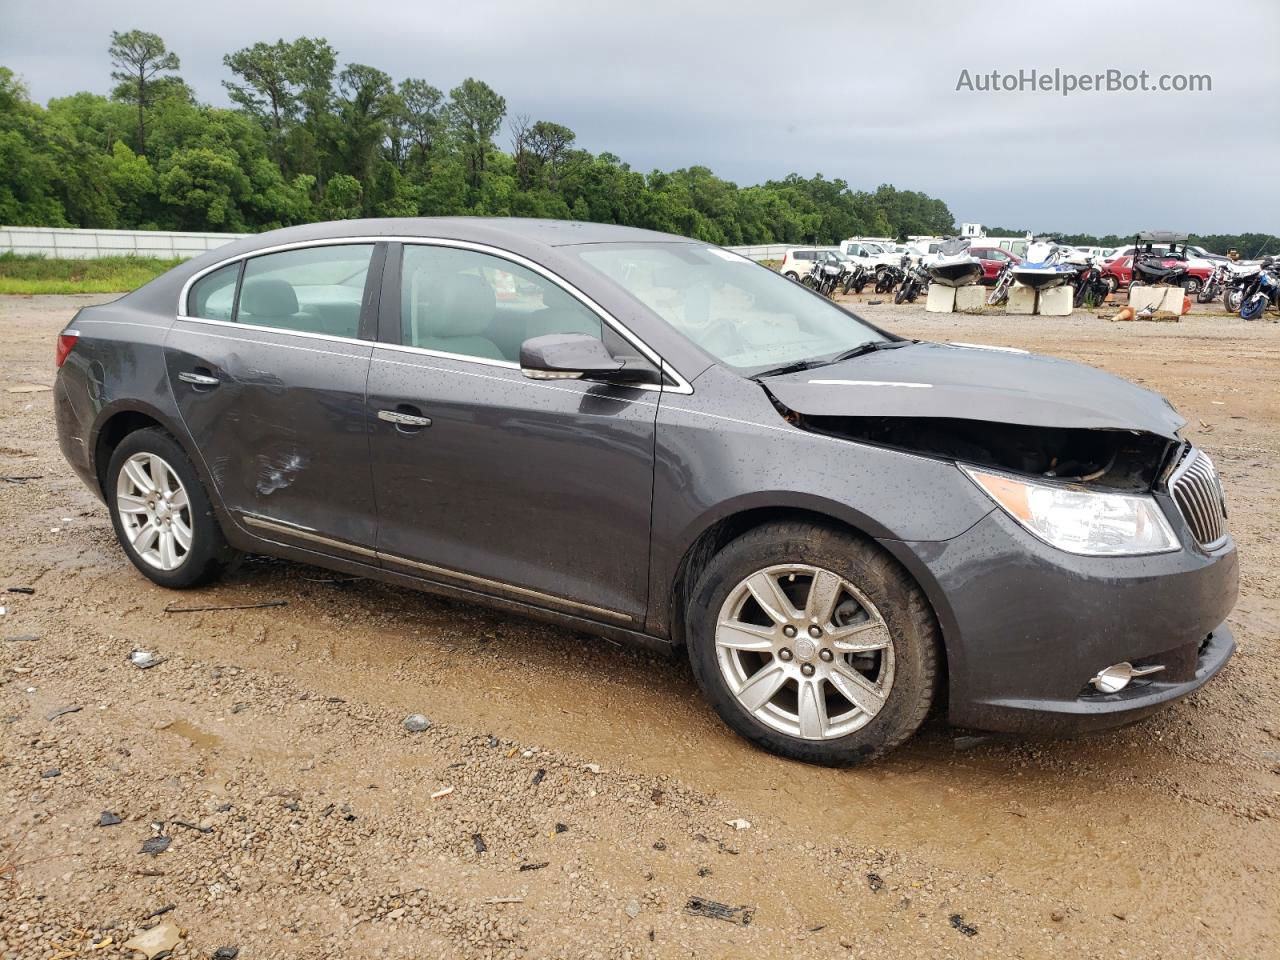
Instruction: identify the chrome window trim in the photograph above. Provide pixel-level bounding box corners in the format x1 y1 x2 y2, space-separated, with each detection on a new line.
175 234 693 394
240 512 633 623
175 313 376 350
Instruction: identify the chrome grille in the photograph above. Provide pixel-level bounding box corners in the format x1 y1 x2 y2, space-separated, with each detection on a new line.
1168 448 1228 548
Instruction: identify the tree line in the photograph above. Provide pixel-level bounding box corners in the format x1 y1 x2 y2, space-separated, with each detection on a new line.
0 31 957 245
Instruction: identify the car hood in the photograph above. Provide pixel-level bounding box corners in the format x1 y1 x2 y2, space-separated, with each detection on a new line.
763 341 1185 438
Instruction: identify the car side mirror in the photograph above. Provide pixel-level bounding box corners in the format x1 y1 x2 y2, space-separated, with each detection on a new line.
520 334 633 382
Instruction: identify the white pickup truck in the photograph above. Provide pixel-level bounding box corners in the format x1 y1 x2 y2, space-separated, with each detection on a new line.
839 239 903 275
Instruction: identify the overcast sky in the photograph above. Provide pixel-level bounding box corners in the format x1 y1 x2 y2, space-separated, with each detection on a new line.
3 0 1277 235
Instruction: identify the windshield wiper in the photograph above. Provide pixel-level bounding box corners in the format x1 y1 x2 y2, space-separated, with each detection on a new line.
827 339 915 363
751 358 831 380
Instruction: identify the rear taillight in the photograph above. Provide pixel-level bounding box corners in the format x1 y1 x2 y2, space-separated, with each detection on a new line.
55 331 78 368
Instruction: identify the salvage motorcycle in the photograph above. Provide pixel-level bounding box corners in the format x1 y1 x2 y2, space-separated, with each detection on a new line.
1198 262 1229 304
894 257 931 304
803 256 845 299
1067 255 1110 308
842 262 869 295
987 258 1016 306
1239 257 1279 320
1222 260 1261 313
875 258 906 294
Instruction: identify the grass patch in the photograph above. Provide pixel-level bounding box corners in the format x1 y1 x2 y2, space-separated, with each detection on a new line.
0 253 186 294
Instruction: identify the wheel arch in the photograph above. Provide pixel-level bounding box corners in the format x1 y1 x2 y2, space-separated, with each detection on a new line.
90 401 198 498
664 501 953 717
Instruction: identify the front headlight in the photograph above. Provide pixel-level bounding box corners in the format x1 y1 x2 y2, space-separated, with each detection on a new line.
963 467 1179 556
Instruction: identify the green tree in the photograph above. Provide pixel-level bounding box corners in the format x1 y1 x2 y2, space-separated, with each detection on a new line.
108 29 182 155
222 40 300 164
448 78 505 192
399 78 445 167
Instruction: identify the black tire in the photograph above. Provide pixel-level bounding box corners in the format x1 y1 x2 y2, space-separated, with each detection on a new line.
783 271 800 282
1224 288 1243 313
106 427 242 589
1182 277 1201 294
893 281 910 304
685 522 940 767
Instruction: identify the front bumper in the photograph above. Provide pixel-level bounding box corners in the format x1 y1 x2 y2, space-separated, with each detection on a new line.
883 507 1239 736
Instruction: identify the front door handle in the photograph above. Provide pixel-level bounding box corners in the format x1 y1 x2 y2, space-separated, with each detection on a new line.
178 371 220 387
378 409 432 428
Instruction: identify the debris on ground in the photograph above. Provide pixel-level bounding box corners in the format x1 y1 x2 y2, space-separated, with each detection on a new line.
163 599 288 614
724 818 751 831
582 763 602 774
531 768 546 786
40 767 60 778
129 650 166 670
98 811 123 827
402 713 431 732
471 833 487 854
121 920 180 959
212 948 240 960
519 861 549 872
867 873 885 892
483 896 523 905
4 633 39 642
138 836 171 856
429 786 454 800
45 704 82 721
684 896 754 926
5 586 35 594
949 913 979 937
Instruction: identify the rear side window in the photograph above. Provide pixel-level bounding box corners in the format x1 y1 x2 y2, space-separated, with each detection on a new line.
237 244 374 338
187 263 239 321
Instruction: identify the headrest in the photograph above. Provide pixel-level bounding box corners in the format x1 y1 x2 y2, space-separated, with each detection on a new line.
417 273 495 337
240 278 298 318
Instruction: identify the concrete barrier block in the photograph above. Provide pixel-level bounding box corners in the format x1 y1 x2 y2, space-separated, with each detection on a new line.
1038 285 1074 316
1007 282 1037 315
1127 284 1184 313
925 284 956 313
954 285 987 313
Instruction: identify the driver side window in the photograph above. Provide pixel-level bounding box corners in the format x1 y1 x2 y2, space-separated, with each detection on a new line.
399 245 602 364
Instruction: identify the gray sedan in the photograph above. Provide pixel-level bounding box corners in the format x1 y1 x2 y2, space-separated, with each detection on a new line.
53 218 1238 765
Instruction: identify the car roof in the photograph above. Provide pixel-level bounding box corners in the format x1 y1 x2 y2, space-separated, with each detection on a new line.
122 217 699 312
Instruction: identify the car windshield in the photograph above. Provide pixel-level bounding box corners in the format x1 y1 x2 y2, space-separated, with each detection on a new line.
575 243 886 375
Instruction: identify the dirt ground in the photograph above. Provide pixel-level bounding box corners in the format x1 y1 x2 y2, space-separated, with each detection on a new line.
1 293 1278 960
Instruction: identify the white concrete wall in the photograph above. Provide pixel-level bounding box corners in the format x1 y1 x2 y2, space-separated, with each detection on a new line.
724 244 792 262
0 226 248 259
1 226 793 263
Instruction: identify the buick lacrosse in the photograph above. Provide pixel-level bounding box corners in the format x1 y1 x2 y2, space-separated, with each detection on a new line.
54 218 1238 765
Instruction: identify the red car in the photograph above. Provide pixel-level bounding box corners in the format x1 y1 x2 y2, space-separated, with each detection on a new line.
1101 254 1213 295
968 246 1022 284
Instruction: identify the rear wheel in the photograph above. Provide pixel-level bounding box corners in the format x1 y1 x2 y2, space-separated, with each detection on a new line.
107 428 241 588
1182 277 1202 295
686 522 939 766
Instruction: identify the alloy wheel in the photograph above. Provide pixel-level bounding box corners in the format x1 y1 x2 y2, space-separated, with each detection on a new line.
115 452 193 571
715 564 895 740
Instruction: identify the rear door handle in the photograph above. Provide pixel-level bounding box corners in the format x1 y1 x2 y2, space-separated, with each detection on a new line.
378 409 432 428
178 371 220 387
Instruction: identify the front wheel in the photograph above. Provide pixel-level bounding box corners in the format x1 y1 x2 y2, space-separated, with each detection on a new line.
1224 287 1243 313
988 274 1011 306
1241 293 1267 320
107 428 242 588
686 522 939 766
1182 277 1202 295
